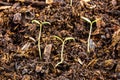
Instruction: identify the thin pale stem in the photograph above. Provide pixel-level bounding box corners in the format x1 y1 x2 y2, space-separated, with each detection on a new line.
87 23 92 53
38 24 42 60
70 0 72 6
55 41 65 67
61 41 65 62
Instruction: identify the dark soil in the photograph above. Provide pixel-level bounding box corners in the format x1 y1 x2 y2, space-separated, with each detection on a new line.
0 0 120 80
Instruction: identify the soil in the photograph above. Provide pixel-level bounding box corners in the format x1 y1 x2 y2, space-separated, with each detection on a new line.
0 0 120 80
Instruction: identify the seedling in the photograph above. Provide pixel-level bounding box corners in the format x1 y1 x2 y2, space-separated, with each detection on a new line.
81 16 100 53
32 20 50 60
53 36 75 67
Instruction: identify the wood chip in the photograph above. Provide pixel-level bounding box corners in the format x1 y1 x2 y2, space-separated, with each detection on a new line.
110 28 120 48
0 6 11 10
46 0 54 4
86 58 98 68
43 44 52 62
21 42 31 51
82 0 90 2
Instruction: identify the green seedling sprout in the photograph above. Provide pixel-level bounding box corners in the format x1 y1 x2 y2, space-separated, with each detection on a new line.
32 20 50 60
81 16 100 53
53 36 75 67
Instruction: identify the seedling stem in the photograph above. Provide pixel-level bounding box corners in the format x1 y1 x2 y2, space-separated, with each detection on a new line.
70 0 72 6
81 16 100 53
32 20 50 60
53 36 75 67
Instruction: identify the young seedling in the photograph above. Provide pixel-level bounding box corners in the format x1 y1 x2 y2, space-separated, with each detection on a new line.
32 20 50 60
53 36 75 67
81 16 100 53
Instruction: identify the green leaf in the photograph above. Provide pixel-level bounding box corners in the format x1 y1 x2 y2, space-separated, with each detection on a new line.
53 36 63 42
42 21 51 25
32 20 40 25
81 16 91 23
64 37 75 42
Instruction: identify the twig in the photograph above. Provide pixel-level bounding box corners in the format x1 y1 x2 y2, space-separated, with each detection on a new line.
0 1 12 6
17 0 47 7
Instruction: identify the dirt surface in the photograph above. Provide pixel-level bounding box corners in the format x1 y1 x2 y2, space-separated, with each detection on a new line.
0 0 120 80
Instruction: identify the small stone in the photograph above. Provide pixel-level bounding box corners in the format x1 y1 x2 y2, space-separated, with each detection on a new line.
89 39 96 52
